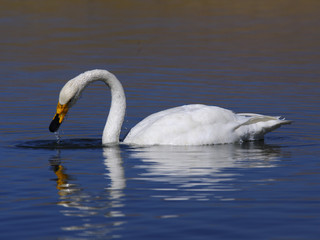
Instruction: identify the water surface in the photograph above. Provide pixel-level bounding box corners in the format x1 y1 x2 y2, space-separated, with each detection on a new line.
1 1 320 239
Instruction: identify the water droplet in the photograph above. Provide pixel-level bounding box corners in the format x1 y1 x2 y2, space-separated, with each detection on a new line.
54 131 61 144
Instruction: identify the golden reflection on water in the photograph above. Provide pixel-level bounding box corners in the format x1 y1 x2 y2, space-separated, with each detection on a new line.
1 0 319 81
2 0 320 17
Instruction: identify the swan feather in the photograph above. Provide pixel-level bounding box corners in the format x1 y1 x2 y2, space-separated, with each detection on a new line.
123 104 291 145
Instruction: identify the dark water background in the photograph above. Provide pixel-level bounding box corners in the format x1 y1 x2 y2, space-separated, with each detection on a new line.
1 1 320 239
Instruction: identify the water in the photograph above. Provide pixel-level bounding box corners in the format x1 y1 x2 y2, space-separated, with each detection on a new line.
1 1 320 239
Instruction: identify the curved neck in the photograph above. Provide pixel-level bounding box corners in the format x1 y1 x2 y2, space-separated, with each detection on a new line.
77 70 126 145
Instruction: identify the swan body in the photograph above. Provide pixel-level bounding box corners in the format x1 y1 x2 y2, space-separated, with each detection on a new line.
49 69 292 146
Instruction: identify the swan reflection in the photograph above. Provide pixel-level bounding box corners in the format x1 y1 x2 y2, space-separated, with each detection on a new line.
103 146 126 215
128 142 282 201
49 141 283 236
49 147 126 237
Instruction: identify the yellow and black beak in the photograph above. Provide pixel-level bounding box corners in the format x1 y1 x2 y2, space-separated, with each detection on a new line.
49 103 69 132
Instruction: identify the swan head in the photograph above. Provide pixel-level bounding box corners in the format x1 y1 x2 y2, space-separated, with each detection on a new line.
49 78 81 132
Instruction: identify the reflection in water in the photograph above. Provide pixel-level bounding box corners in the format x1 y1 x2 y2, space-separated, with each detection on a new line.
103 147 126 217
48 141 283 237
129 142 282 201
49 147 126 238
49 153 79 198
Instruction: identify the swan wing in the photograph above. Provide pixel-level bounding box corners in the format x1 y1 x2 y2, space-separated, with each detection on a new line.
123 104 241 145
234 114 292 141
123 105 292 145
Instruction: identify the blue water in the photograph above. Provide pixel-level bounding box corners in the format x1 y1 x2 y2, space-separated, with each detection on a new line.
1 1 320 239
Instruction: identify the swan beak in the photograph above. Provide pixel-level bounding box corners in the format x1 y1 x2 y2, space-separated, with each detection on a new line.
49 103 69 132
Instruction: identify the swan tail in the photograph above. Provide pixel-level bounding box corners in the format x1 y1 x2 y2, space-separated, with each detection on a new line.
234 114 292 140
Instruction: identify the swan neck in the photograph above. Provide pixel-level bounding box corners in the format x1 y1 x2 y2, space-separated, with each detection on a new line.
81 70 126 145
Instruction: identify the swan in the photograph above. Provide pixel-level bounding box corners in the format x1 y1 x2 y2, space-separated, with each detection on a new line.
49 69 292 146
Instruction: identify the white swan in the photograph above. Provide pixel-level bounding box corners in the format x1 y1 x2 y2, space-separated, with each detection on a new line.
49 69 292 146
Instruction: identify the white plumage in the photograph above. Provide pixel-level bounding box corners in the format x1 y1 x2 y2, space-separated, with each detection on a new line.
49 69 292 146
124 104 291 145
